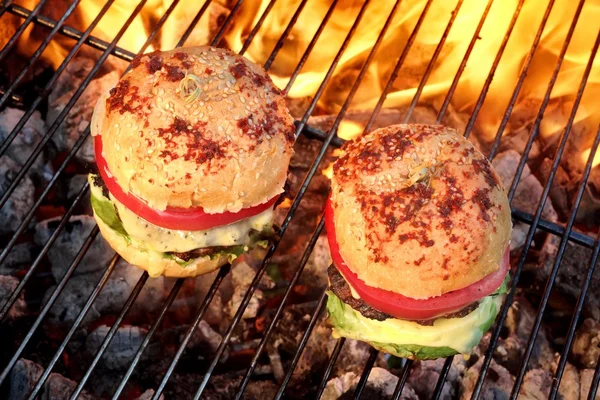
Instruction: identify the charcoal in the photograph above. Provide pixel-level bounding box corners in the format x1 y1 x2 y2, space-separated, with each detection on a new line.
580 369 600 400
47 56 120 163
0 275 27 319
332 338 377 377
242 380 279 400
550 357 580 400
8 359 43 400
407 357 464 400
0 242 33 274
136 389 164 400
43 372 97 400
322 367 418 400
34 215 115 279
42 259 167 329
572 318 600 368
297 234 330 289
85 325 149 370
185 320 223 354
460 357 515 400
535 242 600 321
518 368 553 399
498 297 554 373
67 174 91 205
0 108 52 181
9 358 95 400
0 156 34 235
227 259 274 320
492 150 558 221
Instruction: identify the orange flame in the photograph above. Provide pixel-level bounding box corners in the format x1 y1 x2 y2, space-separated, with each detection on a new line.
14 0 599 150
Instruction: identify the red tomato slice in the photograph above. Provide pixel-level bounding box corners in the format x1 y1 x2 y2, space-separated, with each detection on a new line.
94 135 278 231
325 196 510 320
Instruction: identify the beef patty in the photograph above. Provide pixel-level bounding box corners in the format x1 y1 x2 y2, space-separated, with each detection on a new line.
327 265 480 325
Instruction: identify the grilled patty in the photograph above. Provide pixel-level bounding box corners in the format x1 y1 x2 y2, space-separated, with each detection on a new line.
327 265 479 324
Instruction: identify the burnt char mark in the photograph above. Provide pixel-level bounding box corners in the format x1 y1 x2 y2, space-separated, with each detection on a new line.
174 52 188 60
472 158 499 188
147 54 163 74
230 60 250 80
91 174 110 199
157 118 225 166
327 265 481 324
165 64 185 81
473 188 493 222
106 80 148 117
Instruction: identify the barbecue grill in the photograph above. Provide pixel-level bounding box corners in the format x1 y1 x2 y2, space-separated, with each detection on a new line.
0 0 599 399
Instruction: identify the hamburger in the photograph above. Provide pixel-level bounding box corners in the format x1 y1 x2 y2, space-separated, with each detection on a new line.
325 124 512 359
89 46 295 277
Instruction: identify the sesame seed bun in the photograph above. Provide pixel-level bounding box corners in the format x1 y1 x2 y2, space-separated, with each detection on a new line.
94 209 228 277
91 46 295 213
330 124 512 300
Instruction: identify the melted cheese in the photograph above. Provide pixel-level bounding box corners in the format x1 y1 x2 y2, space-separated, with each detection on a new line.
115 197 273 253
90 177 272 253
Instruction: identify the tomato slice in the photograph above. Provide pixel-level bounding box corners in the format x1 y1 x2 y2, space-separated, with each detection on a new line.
94 135 278 231
325 196 509 320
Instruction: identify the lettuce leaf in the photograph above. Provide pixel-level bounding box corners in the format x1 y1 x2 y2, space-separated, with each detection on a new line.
90 192 131 242
326 283 507 359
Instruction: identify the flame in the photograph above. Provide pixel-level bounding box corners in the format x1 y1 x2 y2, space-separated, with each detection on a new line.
13 0 599 155
581 147 600 169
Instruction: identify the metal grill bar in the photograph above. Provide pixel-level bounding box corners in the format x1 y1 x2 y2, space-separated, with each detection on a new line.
401 0 464 123
512 209 596 248
263 0 308 71
549 125 600 398
68 272 149 399
283 0 339 93
315 338 346 399
463 0 525 139
25 254 120 400
0 226 100 385
0 0 116 161
487 0 560 159
391 359 413 400
0 183 89 321
194 1 373 396
0 0 48 63
591 360 600 400
474 29 600 399
152 265 230 400
432 357 453 400
435 0 494 123
510 116 600 394
235 216 326 397
239 0 278 55
353 348 379 399
274 290 328 400
364 0 433 133
0 0 81 109
111 278 185 399
4 3 137 61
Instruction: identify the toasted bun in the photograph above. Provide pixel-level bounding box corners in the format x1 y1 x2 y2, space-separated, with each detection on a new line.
93 210 228 277
92 46 294 213
330 124 511 299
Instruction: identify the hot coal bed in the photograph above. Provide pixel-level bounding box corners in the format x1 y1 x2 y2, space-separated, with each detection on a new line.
0 0 599 399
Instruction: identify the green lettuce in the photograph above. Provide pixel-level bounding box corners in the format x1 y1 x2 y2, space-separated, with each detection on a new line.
89 173 273 265
326 276 509 360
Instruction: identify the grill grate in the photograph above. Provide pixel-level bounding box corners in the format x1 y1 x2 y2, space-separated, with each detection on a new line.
0 0 599 399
